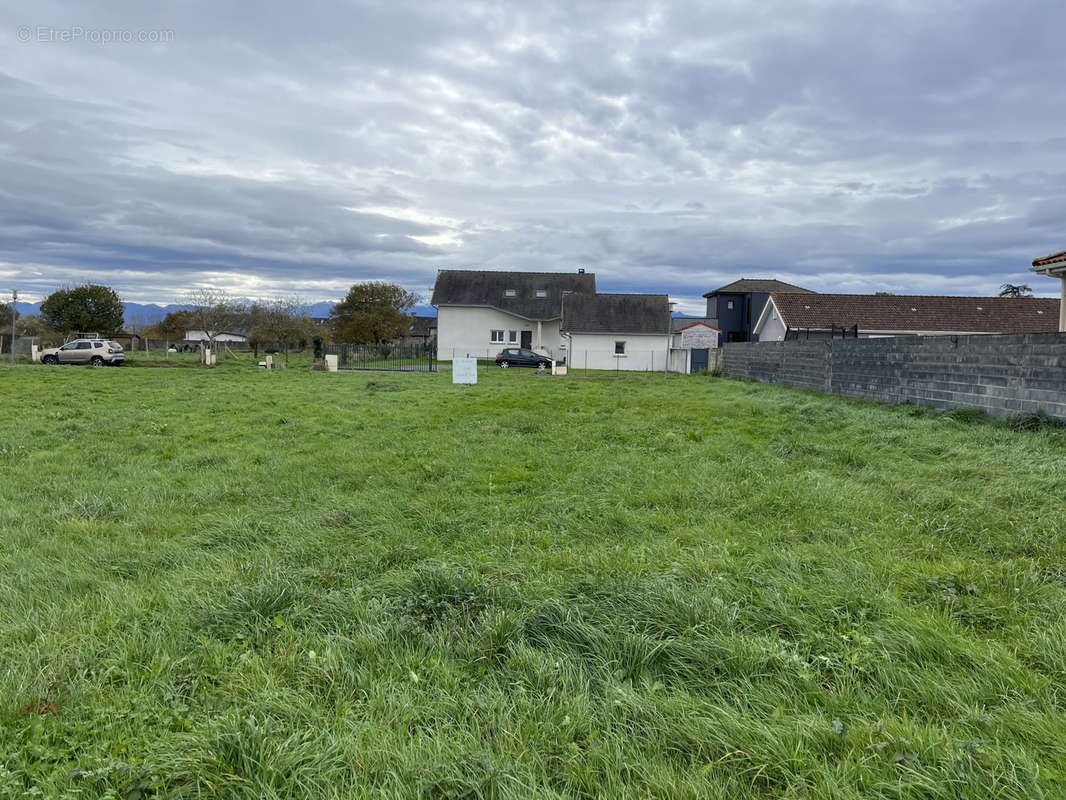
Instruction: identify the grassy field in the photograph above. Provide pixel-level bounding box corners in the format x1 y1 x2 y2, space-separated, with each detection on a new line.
1 362 1065 799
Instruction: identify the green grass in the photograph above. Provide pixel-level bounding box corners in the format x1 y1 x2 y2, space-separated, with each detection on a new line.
1 363 1065 799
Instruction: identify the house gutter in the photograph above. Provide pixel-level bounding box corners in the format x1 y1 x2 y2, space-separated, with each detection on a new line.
432 303 561 322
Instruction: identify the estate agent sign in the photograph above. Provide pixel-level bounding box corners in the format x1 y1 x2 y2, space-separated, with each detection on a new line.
452 357 478 384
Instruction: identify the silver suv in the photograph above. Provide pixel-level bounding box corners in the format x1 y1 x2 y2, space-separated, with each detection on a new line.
40 339 125 366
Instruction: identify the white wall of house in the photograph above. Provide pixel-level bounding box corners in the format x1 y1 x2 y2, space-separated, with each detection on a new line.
436 305 563 358
675 324 720 349
185 330 248 342
566 332 671 371
754 307 788 341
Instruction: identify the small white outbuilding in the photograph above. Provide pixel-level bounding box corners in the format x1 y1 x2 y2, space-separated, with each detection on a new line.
561 292 673 371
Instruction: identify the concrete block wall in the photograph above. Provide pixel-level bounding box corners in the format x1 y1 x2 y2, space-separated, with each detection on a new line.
722 333 1066 421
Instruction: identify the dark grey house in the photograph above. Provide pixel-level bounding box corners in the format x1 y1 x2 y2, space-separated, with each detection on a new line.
702 278 815 343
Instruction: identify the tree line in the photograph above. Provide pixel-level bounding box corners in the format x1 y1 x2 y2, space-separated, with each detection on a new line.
13 281 421 349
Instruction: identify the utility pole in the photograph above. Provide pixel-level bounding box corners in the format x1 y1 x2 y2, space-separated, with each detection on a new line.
9 289 16 365
664 299 675 378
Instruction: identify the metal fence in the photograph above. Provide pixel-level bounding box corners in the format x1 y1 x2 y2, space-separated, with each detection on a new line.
325 341 437 371
0 335 41 358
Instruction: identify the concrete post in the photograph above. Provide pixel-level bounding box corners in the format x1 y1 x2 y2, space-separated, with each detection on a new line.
1060 276 1066 332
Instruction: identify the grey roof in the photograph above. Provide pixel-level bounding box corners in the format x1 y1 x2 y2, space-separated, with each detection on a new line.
672 316 720 332
562 293 671 334
703 278 815 298
431 269 596 321
409 315 437 336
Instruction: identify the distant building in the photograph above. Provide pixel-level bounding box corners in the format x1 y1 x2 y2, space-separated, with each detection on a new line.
753 293 1061 340
432 269 596 358
110 330 142 350
184 329 248 343
672 318 721 349
408 315 437 342
703 278 815 343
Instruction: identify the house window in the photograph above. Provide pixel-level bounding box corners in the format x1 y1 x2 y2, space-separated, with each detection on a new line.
615 341 626 355
727 300 735 310
535 289 547 298
491 330 504 343
504 289 517 297
508 330 517 343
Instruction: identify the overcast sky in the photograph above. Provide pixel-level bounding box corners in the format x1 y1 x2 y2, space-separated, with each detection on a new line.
2 1 1065 313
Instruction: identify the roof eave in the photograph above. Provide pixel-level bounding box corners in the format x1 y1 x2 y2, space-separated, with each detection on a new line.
435 302 561 322
792 327 1023 335
1031 263 1066 276
564 328 670 335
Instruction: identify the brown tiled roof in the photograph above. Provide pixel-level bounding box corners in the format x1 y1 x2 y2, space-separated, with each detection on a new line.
674 319 722 333
703 278 814 298
1032 250 1066 268
769 292 1060 334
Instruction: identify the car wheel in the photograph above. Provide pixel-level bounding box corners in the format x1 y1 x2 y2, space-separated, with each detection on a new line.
499 360 510 368
43 354 58 365
90 356 104 366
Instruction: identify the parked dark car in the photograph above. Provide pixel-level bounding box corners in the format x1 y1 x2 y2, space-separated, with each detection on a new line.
495 347 553 369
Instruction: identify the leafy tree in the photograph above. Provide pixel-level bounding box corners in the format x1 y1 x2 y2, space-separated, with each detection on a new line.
40 285 124 336
999 283 1034 298
331 282 417 344
143 309 195 342
15 314 61 344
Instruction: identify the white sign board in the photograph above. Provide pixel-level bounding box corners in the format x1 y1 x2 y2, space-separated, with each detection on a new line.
452 357 478 384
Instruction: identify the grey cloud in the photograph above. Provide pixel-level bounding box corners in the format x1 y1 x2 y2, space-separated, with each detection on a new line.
2 0 1065 306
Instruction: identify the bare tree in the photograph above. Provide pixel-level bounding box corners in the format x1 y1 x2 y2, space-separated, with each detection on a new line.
123 312 158 334
249 296 315 360
183 287 248 355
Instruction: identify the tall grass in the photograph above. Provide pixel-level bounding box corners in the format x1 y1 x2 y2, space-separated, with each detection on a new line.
0 364 1064 798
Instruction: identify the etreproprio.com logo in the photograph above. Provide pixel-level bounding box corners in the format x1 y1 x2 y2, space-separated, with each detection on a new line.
17 25 175 44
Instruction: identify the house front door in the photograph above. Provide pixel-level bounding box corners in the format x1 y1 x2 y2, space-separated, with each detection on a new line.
521 330 533 349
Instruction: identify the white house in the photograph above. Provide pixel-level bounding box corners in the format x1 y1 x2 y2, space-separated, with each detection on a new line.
752 292 1061 341
1031 250 1066 332
185 329 249 343
561 292 672 371
431 269 596 359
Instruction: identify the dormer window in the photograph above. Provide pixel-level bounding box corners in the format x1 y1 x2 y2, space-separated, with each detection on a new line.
535 289 547 298
504 289 517 297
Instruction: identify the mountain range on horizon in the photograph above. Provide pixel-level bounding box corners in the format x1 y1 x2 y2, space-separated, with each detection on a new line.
10 300 440 325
